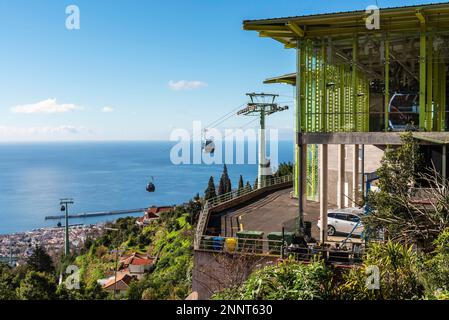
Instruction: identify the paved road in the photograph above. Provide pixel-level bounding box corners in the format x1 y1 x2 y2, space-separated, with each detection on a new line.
220 187 362 244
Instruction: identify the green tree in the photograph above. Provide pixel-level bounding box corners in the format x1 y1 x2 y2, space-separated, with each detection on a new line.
422 228 449 297
218 165 232 195
237 175 244 195
245 181 252 192
17 271 57 300
126 278 145 300
274 162 293 177
218 175 225 195
26 245 55 274
57 281 108 300
238 175 244 191
0 263 18 300
364 133 425 243
204 176 217 200
224 164 232 193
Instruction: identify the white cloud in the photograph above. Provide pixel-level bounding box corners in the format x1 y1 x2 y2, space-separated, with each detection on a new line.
101 106 114 113
10 98 82 114
168 80 207 91
0 125 91 136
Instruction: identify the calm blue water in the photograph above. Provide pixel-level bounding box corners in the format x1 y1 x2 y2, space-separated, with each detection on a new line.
0 141 293 234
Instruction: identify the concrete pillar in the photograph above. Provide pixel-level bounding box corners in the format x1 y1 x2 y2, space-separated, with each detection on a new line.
352 144 359 207
319 144 328 243
301 144 308 211
258 111 266 189
361 145 365 198
337 144 345 209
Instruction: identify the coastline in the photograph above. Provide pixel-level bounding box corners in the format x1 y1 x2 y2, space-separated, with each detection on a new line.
0 223 107 264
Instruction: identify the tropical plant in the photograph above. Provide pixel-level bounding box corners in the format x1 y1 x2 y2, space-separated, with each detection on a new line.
338 241 423 300
421 228 449 296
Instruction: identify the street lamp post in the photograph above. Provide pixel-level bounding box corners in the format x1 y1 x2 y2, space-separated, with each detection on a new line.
60 198 74 256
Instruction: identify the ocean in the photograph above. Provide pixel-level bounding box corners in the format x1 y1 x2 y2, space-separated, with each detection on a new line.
0 141 293 234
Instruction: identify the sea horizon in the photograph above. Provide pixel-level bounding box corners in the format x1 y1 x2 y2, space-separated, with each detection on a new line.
0 140 293 234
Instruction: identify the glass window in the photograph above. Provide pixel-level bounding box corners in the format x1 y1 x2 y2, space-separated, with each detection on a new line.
334 213 348 221
348 215 360 222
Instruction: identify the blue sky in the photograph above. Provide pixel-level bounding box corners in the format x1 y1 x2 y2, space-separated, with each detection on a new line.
0 0 440 141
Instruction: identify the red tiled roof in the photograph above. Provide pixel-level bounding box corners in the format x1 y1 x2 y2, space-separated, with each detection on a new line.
103 271 135 289
146 206 172 214
130 257 154 265
120 252 155 266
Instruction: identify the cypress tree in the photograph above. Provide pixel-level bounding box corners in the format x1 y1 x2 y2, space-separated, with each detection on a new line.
253 177 258 190
245 181 252 191
204 176 217 200
218 176 225 195
26 245 55 274
238 175 244 191
223 164 232 193
218 164 232 195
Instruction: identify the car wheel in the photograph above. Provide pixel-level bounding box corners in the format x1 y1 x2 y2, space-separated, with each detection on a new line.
327 225 336 236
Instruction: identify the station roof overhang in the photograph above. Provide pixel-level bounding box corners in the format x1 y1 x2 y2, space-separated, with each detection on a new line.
243 2 449 49
263 73 296 85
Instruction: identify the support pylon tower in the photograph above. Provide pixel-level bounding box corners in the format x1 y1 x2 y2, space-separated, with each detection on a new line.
60 198 74 256
237 93 288 188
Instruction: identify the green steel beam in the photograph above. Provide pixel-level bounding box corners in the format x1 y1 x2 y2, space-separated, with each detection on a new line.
286 22 305 37
294 41 303 198
320 43 327 132
427 32 434 131
352 36 358 131
440 63 447 131
385 35 390 132
434 51 440 131
419 22 427 130
339 65 345 131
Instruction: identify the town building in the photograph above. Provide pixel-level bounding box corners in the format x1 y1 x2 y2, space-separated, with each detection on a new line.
136 206 173 226
99 252 155 294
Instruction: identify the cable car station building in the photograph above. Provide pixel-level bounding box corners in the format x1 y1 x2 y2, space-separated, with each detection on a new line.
244 2 449 242
192 3 449 299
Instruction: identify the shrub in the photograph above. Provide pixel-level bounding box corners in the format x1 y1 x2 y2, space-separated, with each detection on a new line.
213 259 334 300
338 241 423 300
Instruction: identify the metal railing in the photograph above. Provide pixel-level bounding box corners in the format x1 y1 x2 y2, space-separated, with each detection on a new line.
197 235 364 265
198 235 284 256
194 174 293 249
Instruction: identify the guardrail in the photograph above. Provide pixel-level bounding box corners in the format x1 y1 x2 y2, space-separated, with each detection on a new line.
198 235 284 256
197 235 364 265
194 174 293 249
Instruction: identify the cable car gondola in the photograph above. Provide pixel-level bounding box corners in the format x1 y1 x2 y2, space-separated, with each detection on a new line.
203 139 215 154
388 93 419 131
146 176 156 193
202 129 215 154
